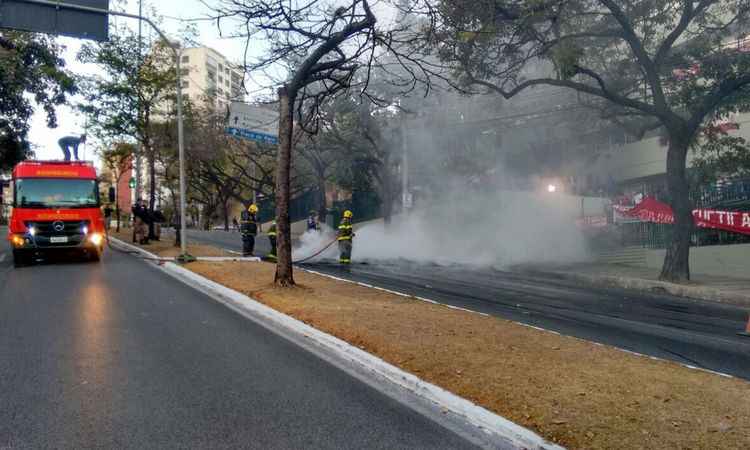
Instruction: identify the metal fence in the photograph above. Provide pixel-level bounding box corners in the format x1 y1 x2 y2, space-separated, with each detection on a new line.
258 189 382 226
614 177 750 249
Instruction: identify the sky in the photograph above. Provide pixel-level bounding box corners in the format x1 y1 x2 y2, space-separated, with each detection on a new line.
29 0 263 161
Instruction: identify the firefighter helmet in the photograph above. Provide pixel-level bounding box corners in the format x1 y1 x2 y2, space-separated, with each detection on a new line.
343 210 353 219
248 204 258 214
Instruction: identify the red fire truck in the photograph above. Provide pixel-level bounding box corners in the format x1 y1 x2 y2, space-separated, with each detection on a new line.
6 160 106 267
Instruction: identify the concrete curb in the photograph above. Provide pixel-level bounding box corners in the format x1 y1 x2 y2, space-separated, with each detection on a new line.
110 237 564 450
522 268 750 308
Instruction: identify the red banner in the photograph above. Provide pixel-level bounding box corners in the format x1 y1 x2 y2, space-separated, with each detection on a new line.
623 197 750 236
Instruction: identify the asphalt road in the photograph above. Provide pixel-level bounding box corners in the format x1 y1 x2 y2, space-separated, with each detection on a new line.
0 231 479 449
187 229 750 380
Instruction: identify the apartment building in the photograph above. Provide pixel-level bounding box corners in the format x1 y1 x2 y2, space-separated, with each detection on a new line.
179 46 245 112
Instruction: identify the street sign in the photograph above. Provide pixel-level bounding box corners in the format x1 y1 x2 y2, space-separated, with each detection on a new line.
0 0 109 41
226 102 278 145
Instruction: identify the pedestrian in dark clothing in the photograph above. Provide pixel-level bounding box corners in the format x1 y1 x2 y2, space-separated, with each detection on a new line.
131 200 150 244
103 205 113 232
307 211 318 232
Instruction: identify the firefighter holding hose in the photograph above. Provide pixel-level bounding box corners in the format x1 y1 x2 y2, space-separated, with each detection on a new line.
337 210 354 264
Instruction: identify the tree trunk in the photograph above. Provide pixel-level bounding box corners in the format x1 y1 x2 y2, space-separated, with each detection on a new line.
659 135 693 282
115 202 121 233
274 85 295 286
148 148 157 240
223 199 230 232
381 154 393 226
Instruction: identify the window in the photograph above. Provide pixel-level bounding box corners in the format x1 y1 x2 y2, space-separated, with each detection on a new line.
218 76 224 84
180 68 189 76
182 81 189 88
15 179 98 208
181 55 189 63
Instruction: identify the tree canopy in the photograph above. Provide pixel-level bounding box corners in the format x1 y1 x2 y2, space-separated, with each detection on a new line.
0 31 76 170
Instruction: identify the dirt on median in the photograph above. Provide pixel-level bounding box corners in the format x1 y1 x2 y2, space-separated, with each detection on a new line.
180 260 750 449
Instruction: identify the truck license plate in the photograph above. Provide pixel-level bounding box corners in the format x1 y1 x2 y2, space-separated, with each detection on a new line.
50 236 68 244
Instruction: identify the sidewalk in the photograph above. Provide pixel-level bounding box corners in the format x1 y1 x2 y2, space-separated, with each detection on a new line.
518 262 750 307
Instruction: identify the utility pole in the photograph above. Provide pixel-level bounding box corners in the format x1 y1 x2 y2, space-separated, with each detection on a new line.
401 119 409 212
134 0 143 202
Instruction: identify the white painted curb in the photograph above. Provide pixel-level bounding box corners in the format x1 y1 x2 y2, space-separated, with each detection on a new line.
111 237 564 450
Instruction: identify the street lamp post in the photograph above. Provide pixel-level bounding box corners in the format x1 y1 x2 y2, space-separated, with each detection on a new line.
19 0 192 261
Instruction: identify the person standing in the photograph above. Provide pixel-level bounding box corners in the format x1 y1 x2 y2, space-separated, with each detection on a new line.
337 210 354 264
240 204 259 256
103 204 113 233
131 199 149 245
266 220 277 261
307 211 318 232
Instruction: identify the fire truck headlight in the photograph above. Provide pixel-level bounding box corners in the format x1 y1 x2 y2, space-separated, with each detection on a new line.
82 225 89 235
89 233 104 246
27 226 36 237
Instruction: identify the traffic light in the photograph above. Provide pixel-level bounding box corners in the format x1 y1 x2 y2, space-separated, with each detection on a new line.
128 177 135 189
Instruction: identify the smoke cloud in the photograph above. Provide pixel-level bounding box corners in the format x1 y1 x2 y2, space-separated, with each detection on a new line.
292 190 591 267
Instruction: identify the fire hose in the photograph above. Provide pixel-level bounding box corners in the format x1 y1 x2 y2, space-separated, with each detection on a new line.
291 238 338 264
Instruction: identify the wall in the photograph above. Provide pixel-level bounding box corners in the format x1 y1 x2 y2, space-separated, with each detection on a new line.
644 244 750 279
578 112 750 184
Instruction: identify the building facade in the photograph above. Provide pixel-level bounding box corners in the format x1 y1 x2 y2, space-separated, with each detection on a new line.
179 46 245 112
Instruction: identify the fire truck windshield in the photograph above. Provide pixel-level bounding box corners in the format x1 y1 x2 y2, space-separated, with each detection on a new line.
15 178 99 209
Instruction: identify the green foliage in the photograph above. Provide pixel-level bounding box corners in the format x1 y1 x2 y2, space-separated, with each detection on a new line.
692 132 750 183
76 28 176 144
0 31 76 170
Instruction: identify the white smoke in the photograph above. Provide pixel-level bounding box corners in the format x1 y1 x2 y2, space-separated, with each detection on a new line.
350 190 591 268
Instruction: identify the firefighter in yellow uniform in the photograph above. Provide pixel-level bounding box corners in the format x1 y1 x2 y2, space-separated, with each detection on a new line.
266 220 277 261
337 210 354 264
240 204 259 256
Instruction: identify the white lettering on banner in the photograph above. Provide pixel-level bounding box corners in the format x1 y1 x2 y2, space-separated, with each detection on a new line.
727 212 735 226
743 213 750 228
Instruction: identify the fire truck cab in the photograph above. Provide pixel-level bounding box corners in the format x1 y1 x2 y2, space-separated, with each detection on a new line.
6 161 106 267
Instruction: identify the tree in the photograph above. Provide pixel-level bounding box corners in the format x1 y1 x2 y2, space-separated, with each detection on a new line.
211 0 378 286
77 26 177 238
424 0 750 282
0 31 76 170
100 142 134 232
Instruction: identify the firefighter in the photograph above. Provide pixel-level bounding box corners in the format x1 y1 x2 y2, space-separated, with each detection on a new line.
240 204 259 256
337 210 354 264
267 220 277 261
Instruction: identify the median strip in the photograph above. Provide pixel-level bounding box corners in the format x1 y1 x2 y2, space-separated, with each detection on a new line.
112 236 750 450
